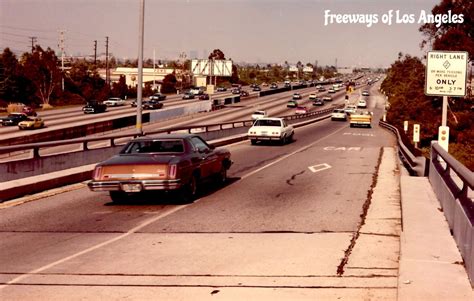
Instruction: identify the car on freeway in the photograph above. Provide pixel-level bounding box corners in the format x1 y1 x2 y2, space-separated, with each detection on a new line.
344 105 357 115
322 95 333 102
18 117 44 130
250 83 258 88
350 110 372 128
309 93 317 100
199 93 210 100
328 88 336 93
270 83 278 89
362 90 370 96
142 100 163 110
248 117 294 145
240 90 249 97
150 93 167 101
252 86 261 92
1 112 29 126
287 100 298 108
182 92 195 100
284 82 291 88
331 109 347 121
83 100 107 114
87 134 233 203
231 88 241 94
104 97 126 106
251 110 268 120
318 87 326 92
312 98 324 106
292 93 302 100
22 106 37 116
216 87 227 92
295 106 308 114
357 99 368 108
190 87 204 95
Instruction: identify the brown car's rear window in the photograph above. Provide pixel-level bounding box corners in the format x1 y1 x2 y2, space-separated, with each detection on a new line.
122 140 184 154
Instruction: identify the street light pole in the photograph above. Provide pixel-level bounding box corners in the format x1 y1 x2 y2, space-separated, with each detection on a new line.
136 0 145 136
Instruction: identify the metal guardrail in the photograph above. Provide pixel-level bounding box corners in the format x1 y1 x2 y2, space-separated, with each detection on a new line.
429 142 474 286
379 120 428 176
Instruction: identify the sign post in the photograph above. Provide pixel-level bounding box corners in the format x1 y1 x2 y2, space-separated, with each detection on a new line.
425 50 468 152
403 121 408 133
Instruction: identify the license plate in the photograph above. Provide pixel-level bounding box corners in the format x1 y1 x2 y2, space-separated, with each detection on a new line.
121 183 142 192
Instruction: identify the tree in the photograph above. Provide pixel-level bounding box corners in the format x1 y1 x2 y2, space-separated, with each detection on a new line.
160 73 177 94
419 0 474 60
20 46 62 106
208 49 225 60
0 48 34 105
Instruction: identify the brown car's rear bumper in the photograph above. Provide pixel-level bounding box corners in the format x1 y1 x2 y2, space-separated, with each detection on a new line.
87 179 182 192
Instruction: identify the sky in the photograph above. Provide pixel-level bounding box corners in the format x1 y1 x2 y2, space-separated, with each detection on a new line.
1 0 442 68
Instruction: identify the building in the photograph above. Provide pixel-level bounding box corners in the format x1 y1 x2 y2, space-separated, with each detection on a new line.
98 67 176 88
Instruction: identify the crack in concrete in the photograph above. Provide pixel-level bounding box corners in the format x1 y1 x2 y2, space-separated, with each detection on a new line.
336 147 384 276
286 170 305 186
358 232 400 238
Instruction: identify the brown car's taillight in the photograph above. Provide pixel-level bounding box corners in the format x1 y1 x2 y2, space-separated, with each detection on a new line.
168 164 177 179
92 166 102 180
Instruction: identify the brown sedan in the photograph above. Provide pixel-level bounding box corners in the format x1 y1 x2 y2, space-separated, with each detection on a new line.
88 134 233 203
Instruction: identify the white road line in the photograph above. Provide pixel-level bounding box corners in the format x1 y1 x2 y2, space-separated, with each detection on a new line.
0 124 346 289
0 204 187 289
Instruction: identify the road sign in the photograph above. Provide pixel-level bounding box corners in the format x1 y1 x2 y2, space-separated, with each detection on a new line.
191 59 232 76
413 124 420 143
438 126 450 152
425 51 468 97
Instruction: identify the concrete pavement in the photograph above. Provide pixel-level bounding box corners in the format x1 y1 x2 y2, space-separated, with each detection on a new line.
0 145 472 300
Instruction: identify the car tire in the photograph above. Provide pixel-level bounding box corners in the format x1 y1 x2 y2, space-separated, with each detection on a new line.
180 174 198 203
250 139 257 145
217 164 227 185
109 191 128 203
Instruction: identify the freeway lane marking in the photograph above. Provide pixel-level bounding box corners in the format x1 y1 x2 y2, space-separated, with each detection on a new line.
323 146 362 151
343 132 375 137
308 163 332 173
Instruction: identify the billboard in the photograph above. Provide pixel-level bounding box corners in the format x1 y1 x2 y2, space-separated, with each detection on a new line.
303 66 313 73
289 65 298 72
191 59 233 77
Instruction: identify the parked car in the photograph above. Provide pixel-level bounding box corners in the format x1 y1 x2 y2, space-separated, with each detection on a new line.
104 97 126 106
182 92 195 100
287 100 298 108
142 100 163 110
83 101 107 114
295 106 308 114
248 117 294 145
292 93 302 100
150 93 167 101
251 110 267 120
18 117 44 130
87 134 233 203
199 93 210 100
331 109 347 121
312 98 324 106
1 112 29 126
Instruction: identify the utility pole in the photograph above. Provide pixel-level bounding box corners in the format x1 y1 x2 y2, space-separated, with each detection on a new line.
105 36 109 86
29 36 37 53
94 40 97 66
136 0 145 135
59 30 65 91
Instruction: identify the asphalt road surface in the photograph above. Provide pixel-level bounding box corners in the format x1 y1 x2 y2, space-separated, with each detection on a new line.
0 84 398 300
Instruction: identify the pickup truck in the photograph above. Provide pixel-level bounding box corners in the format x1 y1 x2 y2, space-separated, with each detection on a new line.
349 110 372 128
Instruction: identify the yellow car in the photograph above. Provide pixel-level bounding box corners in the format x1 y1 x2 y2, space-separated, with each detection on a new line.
18 117 44 130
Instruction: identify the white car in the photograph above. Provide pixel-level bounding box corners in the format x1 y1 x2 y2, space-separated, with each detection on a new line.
104 97 126 106
331 109 347 121
357 99 367 108
248 117 294 145
362 90 370 96
251 110 268 120
309 93 317 100
344 105 357 115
